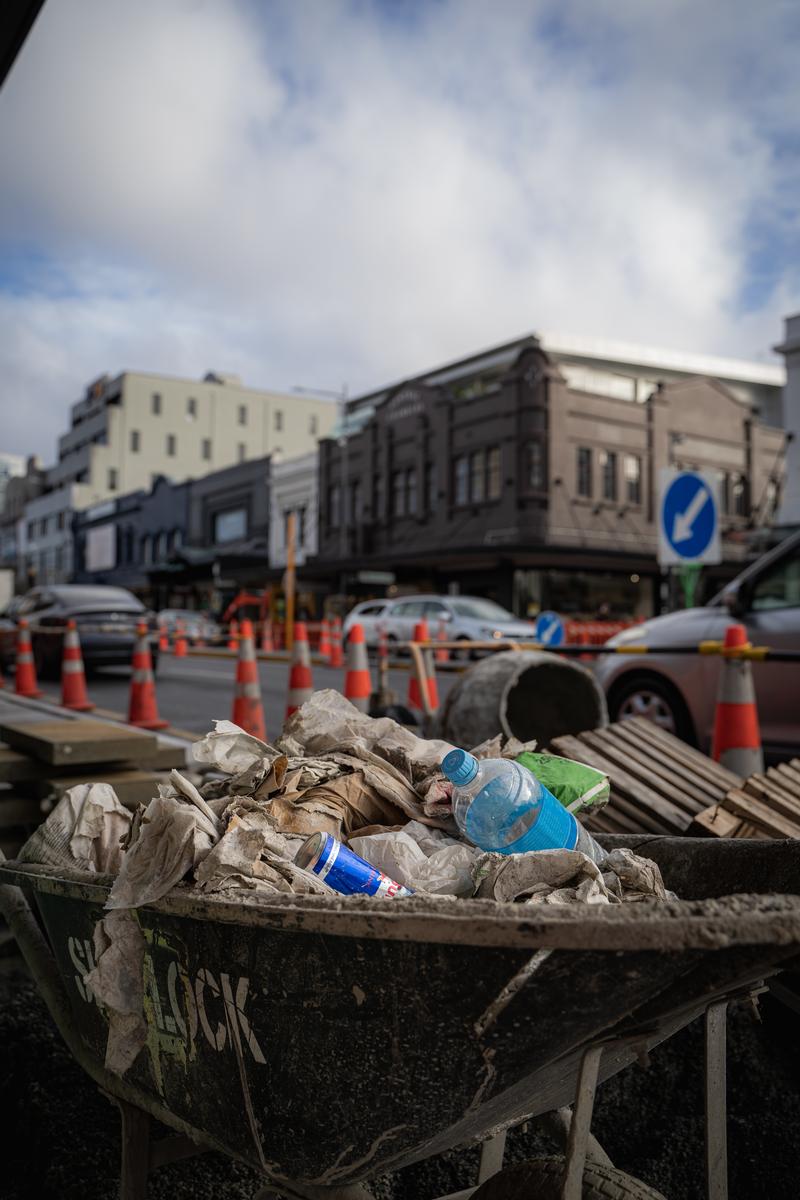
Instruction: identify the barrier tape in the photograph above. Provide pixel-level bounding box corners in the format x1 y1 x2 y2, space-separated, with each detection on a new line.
406 639 800 663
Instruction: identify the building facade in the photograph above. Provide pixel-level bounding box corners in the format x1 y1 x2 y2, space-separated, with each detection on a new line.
0 452 25 514
49 370 336 501
314 336 787 617
73 458 271 614
775 312 800 528
268 452 319 569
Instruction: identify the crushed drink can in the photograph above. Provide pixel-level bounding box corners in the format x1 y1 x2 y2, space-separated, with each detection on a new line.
295 831 413 898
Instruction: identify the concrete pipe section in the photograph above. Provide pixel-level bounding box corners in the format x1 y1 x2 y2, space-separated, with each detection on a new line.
438 650 608 749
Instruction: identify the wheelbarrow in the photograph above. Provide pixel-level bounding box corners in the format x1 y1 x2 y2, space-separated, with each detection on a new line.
1 834 799 1200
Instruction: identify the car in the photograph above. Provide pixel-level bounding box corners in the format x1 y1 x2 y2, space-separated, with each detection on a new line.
158 608 222 645
0 584 157 678
596 530 800 760
376 594 536 658
341 600 394 648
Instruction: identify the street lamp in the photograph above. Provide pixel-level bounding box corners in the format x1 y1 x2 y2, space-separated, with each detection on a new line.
292 383 349 560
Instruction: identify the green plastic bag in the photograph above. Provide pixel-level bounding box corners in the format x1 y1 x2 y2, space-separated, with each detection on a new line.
515 751 610 814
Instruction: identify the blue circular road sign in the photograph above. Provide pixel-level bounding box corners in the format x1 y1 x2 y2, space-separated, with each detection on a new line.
661 472 718 560
534 610 565 647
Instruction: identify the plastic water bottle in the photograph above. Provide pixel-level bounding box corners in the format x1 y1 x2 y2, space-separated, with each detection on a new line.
442 749 605 864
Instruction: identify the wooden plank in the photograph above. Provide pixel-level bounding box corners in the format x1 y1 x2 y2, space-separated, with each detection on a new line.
549 735 689 833
603 723 724 809
578 731 697 829
35 770 164 810
742 777 800 825
587 727 712 815
0 739 185 781
0 746 58 783
724 790 800 839
767 766 800 801
0 794 45 828
689 805 743 839
625 717 743 790
733 821 772 840
775 763 800 791
0 719 158 767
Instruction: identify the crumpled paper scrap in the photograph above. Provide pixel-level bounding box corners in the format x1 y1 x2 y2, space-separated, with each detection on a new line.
19 782 131 874
473 847 672 906
350 820 481 897
85 909 146 1076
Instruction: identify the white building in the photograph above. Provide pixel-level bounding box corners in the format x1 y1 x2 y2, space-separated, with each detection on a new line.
0 452 25 513
21 483 92 586
774 313 800 526
268 452 319 568
48 370 337 500
18 369 337 589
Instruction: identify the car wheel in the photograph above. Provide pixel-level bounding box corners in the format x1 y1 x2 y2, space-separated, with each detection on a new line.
608 672 695 743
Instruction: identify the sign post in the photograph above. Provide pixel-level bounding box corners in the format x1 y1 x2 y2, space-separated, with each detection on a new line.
533 610 565 647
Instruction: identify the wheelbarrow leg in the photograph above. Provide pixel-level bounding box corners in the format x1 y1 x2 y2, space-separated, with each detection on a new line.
705 1001 728 1200
117 1099 151 1200
561 1043 604 1200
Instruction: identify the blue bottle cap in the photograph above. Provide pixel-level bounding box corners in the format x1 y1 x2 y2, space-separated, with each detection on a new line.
442 748 479 786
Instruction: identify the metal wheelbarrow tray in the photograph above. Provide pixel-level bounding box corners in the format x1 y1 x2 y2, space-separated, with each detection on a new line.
1 834 799 1199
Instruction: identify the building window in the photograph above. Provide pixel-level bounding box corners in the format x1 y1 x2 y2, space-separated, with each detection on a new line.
202 438 212 460
238 405 247 426
576 447 592 497
349 481 362 525
407 468 417 515
152 392 162 415
274 410 283 432
725 472 748 518
454 456 469 505
470 451 485 503
57 512 66 530
26 520 34 538
426 463 437 512
297 506 306 547
166 434 176 456
108 468 118 491
393 471 406 517
214 508 247 543
238 443 246 463
130 429 140 452
54 545 63 573
624 455 641 505
600 450 617 502
526 440 546 491
187 396 197 418
487 447 502 500
309 415 318 436
329 484 341 526
141 535 152 564
374 476 384 519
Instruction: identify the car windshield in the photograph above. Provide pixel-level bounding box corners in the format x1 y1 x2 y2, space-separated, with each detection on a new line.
449 598 515 621
51 587 144 609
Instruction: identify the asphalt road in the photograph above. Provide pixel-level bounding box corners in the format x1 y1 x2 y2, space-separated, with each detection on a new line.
31 651 457 739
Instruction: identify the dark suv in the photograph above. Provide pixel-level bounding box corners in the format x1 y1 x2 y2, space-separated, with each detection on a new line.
0 585 157 677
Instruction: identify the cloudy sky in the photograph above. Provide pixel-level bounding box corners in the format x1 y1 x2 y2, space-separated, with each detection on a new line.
1 0 799 460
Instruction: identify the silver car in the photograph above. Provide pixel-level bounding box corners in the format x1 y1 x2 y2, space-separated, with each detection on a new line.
596 531 800 759
342 600 394 648
380 594 536 658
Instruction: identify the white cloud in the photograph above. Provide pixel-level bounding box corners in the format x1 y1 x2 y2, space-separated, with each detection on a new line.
0 0 798 458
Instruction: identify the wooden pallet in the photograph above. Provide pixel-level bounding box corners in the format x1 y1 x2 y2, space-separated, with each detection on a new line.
691 760 800 839
0 718 187 862
550 717 743 836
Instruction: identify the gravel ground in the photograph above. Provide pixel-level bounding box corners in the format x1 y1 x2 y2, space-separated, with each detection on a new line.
1 958 798 1200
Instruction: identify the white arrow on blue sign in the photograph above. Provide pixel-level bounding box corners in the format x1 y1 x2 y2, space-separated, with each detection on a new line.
533 610 565 646
658 468 721 566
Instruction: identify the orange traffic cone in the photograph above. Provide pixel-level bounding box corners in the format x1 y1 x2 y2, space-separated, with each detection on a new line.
60 620 94 711
329 617 344 668
285 620 313 720
231 619 266 740
318 617 332 663
128 623 168 729
173 620 188 658
15 619 42 698
344 622 372 713
434 617 449 663
158 624 169 653
227 619 239 653
260 620 274 653
711 624 763 777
